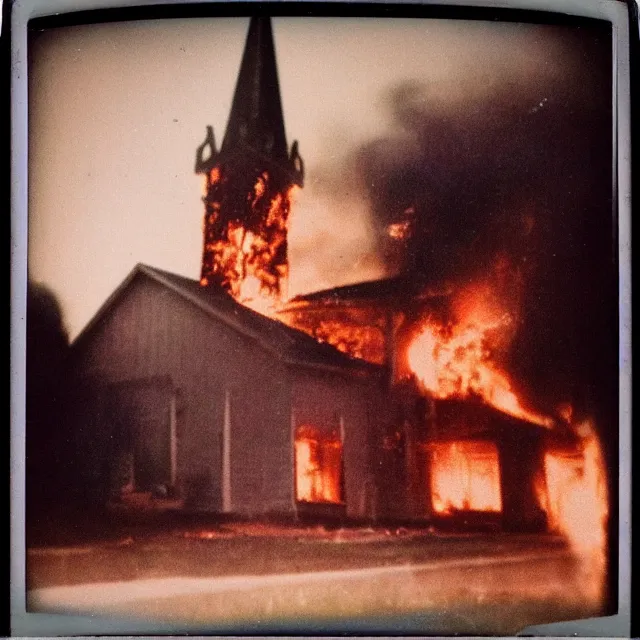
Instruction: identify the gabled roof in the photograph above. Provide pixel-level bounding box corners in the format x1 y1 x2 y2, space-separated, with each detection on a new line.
72 264 384 377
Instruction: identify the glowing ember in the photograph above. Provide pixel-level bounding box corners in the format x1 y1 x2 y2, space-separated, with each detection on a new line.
542 418 608 603
387 220 413 240
295 425 343 504
429 441 502 514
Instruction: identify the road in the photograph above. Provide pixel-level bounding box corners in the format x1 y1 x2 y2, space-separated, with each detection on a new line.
26 531 604 634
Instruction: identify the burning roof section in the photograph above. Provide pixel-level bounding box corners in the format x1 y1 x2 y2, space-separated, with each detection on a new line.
283 275 452 309
276 276 452 367
72 264 383 377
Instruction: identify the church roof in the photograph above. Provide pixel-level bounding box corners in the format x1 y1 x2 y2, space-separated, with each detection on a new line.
72 264 384 377
284 275 452 309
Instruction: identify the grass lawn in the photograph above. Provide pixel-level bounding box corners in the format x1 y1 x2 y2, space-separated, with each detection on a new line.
27 507 566 589
24 509 606 635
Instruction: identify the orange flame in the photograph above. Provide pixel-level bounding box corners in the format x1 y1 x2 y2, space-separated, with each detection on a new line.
407 316 552 428
210 167 221 184
295 426 343 504
200 167 297 314
312 321 386 364
541 418 609 604
407 277 608 604
429 441 502 514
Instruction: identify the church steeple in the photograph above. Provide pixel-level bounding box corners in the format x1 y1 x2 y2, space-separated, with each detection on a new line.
195 17 304 309
196 17 303 186
222 17 289 164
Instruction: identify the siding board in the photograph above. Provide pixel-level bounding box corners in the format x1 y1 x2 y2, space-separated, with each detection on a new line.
72 272 296 515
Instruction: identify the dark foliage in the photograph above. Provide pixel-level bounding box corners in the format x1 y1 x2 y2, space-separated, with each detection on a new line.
25 282 72 525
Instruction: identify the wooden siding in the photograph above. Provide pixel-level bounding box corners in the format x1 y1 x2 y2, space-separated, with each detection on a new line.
228 376 293 516
72 273 295 514
290 369 383 519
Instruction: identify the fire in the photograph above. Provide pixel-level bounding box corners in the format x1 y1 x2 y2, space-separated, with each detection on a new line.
429 441 502 514
407 315 552 428
312 320 386 364
200 166 296 312
295 425 343 504
238 275 274 315
542 418 609 603
387 220 413 240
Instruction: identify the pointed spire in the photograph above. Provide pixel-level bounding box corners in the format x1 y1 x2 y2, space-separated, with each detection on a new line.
196 16 303 187
221 17 289 164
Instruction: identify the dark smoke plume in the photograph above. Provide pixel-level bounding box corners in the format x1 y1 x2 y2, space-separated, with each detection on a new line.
346 27 616 604
350 27 614 428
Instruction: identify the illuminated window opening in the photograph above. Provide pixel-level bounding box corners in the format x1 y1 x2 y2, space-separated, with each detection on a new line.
429 440 502 514
294 424 344 504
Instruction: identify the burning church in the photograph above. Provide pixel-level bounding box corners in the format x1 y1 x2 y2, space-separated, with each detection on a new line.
69 17 607 546
69 263 385 518
195 16 303 309
69 17 381 521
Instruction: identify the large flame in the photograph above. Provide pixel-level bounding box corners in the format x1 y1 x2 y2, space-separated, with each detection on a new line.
200 167 298 314
406 283 553 427
408 279 608 606
540 417 609 604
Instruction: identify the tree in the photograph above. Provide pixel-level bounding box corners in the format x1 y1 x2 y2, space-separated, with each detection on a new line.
25 282 70 523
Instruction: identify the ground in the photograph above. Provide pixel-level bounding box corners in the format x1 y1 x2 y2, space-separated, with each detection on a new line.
25 509 607 635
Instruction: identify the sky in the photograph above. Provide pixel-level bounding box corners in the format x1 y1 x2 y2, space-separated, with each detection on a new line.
28 16 607 341
28 16 617 434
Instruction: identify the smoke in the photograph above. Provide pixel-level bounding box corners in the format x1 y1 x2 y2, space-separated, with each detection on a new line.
340 28 613 418
357 70 607 281
357 31 615 604
287 23 614 442
287 145 387 297
352 31 616 603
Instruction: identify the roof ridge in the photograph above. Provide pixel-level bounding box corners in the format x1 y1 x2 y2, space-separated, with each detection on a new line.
73 264 383 376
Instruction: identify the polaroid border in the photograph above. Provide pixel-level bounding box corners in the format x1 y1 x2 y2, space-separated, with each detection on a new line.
9 0 633 636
